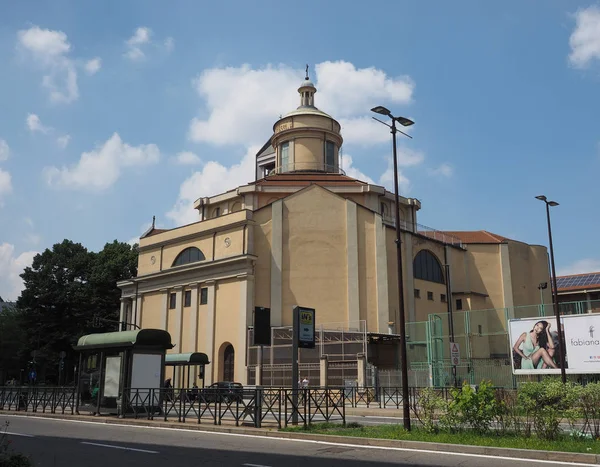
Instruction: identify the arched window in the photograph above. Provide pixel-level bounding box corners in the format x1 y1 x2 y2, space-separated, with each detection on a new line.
172 247 206 267
223 345 235 382
413 250 445 284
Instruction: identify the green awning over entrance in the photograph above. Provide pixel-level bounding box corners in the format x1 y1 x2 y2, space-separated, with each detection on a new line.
165 352 210 366
74 329 173 351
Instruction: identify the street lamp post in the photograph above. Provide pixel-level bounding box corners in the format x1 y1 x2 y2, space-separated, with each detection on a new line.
371 106 414 431
536 195 567 384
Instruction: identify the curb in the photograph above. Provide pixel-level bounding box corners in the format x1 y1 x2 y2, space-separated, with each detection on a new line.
3 411 598 465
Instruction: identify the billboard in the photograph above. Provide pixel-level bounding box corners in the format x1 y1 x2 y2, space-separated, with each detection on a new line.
508 313 600 375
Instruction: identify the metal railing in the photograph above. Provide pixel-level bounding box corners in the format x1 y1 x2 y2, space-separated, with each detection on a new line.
268 163 346 176
121 386 345 428
0 386 76 414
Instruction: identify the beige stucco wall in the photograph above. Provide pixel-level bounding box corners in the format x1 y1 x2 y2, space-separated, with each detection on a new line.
253 208 272 308
357 208 378 328
293 137 323 170
213 278 244 382
463 244 503 309
508 242 551 307
141 292 163 330
281 186 348 327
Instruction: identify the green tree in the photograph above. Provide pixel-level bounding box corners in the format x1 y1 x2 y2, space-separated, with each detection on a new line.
0 304 27 383
16 239 138 381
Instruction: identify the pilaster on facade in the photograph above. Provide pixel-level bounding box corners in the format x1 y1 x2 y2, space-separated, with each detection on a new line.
346 200 360 324
187 283 199 380
205 280 217 385
159 288 169 330
374 214 390 333
119 297 128 329
270 199 283 326
134 294 143 330
403 231 416 323
237 273 255 385
499 243 514 309
173 287 184 371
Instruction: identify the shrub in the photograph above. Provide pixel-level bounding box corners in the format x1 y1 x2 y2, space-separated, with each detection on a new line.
411 388 443 433
0 421 34 467
578 382 600 439
517 379 579 441
443 381 500 434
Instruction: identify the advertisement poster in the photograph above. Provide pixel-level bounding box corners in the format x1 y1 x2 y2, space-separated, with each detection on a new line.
508 313 600 375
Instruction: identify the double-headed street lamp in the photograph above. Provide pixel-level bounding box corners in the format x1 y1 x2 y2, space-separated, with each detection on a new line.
536 195 567 384
371 105 414 431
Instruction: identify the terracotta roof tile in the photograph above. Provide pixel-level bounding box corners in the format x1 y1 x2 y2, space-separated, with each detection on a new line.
440 230 510 244
254 173 368 187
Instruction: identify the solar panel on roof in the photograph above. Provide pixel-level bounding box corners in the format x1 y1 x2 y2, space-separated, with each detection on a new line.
556 273 600 289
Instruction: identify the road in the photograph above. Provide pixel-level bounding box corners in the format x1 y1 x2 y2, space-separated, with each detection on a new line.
2 415 592 467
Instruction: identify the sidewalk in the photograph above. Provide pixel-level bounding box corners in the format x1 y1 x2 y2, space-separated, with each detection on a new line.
2 410 598 465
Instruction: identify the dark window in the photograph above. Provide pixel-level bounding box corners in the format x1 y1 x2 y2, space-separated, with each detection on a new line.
325 141 335 169
200 287 208 305
414 289 420 299
413 250 445 284
172 247 206 267
169 293 176 309
456 299 463 310
184 290 192 307
478 324 483 335
427 291 434 301
212 207 220 218
441 294 447 303
223 344 235 382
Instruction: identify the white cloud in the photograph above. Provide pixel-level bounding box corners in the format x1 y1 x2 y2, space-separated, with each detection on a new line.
558 258 600 276
56 135 71 149
188 61 415 147
173 151 202 165
429 163 453 177
44 132 160 192
340 154 374 183
379 157 412 194
17 26 79 103
339 117 391 146
0 139 9 161
124 27 154 61
0 243 38 301
167 145 259 226
84 57 101 75
164 37 175 53
26 113 50 133
0 169 12 204
315 61 414 116
569 5 600 68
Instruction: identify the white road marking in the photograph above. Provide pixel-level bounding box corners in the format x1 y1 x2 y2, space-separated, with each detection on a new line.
5 415 595 466
243 464 272 467
81 441 158 454
5 432 35 438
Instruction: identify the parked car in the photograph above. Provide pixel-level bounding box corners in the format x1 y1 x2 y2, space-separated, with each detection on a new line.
204 382 243 403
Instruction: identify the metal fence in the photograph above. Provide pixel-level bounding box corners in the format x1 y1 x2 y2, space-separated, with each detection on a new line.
0 386 76 414
404 299 600 388
0 385 345 429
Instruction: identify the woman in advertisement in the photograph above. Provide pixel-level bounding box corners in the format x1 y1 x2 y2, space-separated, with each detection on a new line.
512 320 559 370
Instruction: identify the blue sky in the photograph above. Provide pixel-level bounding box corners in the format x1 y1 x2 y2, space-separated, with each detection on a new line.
1 1 600 300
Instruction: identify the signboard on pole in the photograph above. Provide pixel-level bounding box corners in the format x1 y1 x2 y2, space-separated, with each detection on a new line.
295 306 315 349
508 313 600 375
450 342 460 366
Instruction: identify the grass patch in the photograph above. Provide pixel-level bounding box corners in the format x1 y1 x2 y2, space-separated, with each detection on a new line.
282 423 600 454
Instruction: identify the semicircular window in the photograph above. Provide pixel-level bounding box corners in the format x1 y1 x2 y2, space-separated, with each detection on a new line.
172 247 206 267
413 250 445 284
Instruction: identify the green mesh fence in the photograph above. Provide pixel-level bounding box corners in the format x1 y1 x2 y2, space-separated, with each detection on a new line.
404 299 600 388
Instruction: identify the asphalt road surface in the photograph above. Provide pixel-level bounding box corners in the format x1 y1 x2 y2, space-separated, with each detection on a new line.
2 415 592 467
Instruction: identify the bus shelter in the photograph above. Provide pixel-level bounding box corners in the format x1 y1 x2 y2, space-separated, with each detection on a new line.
74 329 173 415
165 352 210 389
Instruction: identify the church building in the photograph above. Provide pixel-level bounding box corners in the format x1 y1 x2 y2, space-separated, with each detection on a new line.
118 73 551 387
